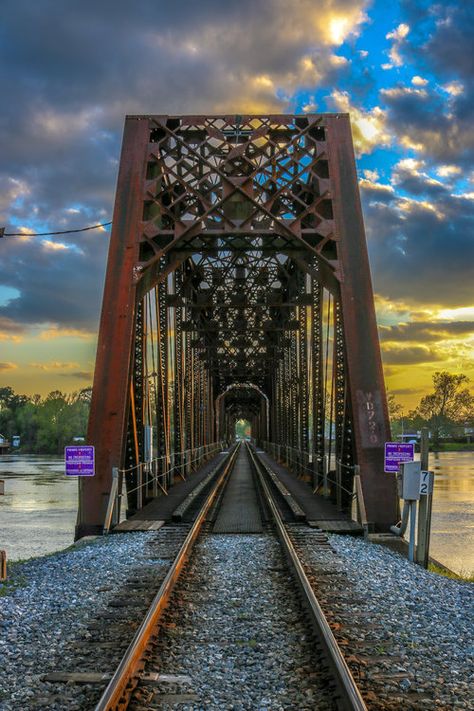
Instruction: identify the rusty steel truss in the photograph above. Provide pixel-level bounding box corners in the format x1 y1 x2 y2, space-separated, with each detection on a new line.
75 114 398 539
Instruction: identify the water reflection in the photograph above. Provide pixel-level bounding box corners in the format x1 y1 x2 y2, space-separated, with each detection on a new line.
422 452 474 574
1 453 473 573
0 455 78 559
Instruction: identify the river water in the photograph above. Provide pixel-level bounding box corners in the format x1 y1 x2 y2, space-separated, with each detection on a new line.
1 452 473 574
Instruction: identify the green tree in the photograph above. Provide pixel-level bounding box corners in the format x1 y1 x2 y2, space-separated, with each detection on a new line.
386 391 404 438
0 386 30 441
0 386 91 453
387 392 403 420
416 371 474 447
15 400 40 450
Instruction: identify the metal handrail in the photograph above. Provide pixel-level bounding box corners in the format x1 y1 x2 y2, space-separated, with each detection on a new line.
124 442 225 496
260 441 357 498
119 441 225 476
102 442 227 532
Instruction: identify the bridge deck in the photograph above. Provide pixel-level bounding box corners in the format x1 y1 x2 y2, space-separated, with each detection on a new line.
213 446 263 533
114 446 362 534
258 449 363 534
114 451 227 531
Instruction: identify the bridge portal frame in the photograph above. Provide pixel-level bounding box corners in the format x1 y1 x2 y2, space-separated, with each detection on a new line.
76 114 397 540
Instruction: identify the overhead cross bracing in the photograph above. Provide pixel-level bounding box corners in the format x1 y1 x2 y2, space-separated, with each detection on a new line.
75 113 398 540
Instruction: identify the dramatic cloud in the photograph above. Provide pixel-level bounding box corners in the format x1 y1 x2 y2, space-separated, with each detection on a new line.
0 0 369 336
0 230 109 331
0 362 18 372
0 0 473 402
361 163 474 307
380 321 474 343
329 90 391 155
383 3 474 164
381 345 444 366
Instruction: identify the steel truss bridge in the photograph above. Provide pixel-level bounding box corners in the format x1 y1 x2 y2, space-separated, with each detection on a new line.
76 113 398 540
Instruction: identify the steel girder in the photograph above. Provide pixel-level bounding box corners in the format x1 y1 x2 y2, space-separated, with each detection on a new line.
76 114 397 539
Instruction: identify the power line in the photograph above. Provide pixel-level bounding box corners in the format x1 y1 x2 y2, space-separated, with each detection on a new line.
0 221 112 238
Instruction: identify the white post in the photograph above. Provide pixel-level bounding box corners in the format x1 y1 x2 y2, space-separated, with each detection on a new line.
408 500 417 563
103 467 119 535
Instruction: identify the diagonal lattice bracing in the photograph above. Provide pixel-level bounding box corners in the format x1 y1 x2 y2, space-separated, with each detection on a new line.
76 114 398 539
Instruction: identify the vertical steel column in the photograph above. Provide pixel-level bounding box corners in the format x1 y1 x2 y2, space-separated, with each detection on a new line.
76 117 149 539
125 300 145 513
326 115 398 529
289 327 298 453
157 276 170 486
174 271 185 477
333 299 353 509
312 278 325 481
167 273 177 486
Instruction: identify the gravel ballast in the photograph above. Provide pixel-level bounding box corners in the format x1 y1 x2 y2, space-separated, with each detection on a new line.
0 527 472 710
0 532 173 710
132 533 335 710
326 535 474 709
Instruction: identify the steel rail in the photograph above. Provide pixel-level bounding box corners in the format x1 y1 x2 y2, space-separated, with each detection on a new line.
94 444 241 711
246 443 368 711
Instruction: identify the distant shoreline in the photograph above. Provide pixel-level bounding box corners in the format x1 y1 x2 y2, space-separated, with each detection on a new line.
2 444 474 457
430 444 474 452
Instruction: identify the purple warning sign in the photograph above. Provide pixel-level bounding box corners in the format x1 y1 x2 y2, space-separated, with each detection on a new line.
65 445 95 476
384 442 414 473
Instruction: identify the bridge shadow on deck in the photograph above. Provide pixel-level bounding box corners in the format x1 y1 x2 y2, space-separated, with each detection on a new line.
113 447 362 535
113 451 228 531
257 449 363 534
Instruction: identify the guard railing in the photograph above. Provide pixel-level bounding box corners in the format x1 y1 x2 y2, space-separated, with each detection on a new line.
103 441 227 533
260 441 368 533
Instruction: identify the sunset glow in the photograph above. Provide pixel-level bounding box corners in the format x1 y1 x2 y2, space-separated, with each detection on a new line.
0 0 472 411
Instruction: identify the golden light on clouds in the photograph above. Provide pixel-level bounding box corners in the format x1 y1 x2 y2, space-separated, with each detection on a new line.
386 22 410 41
252 74 275 90
381 86 428 99
328 16 352 44
29 361 81 371
42 239 69 251
437 306 474 321
0 362 18 371
330 90 391 155
411 75 428 86
396 196 445 219
39 326 96 341
374 295 474 408
399 136 425 151
443 81 464 96
359 177 394 194
436 165 462 178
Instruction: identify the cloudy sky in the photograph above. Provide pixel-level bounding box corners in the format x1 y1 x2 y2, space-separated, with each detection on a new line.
0 0 473 410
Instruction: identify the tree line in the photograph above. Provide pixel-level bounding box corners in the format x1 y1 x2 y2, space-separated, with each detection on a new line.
1 370 473 455
0 386 91 454
388 371 474 448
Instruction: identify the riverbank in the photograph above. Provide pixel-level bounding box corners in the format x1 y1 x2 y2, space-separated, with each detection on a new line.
432 443 474 451
0 531 472 710
1 451 474 574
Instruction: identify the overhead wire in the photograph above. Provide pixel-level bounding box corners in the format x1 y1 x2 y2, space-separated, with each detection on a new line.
0 221 112 237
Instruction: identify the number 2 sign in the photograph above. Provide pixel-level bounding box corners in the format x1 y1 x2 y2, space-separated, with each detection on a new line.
419 470 434 495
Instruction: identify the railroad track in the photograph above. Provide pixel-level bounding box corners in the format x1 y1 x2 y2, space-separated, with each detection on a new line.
93 442 367 711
